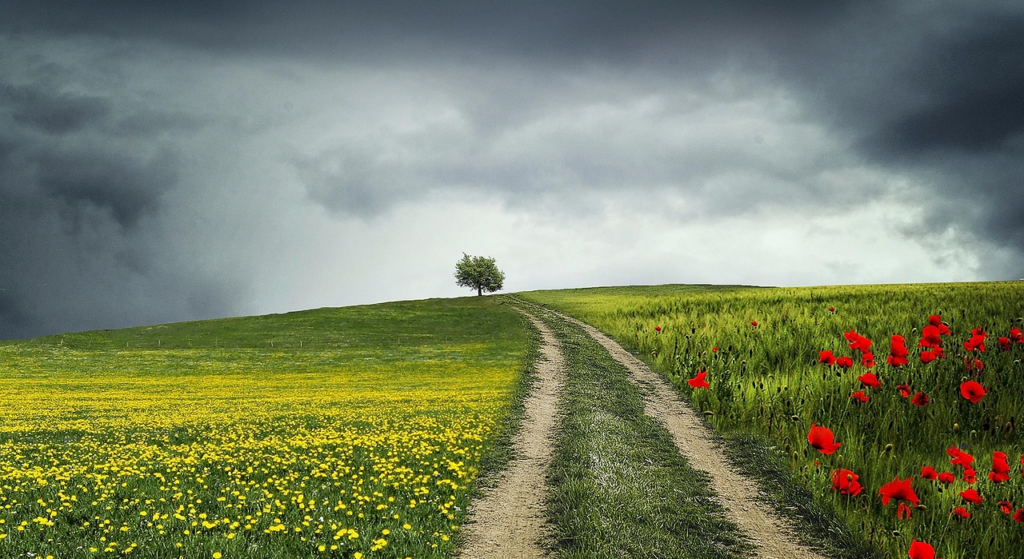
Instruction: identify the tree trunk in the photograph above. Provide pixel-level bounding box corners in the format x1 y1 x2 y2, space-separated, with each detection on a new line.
477 286 482 296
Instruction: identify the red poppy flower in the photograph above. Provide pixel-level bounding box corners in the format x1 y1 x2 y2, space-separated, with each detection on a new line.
845 330 872 352
908 540 938 559
1015 509 1024 523
951 506 970 518
960 380 986 403
963 467 977 484
990 451 1010 483
897 384 911 398
927 315 950 333
964 358 984 373
858 372 882 389
998 500 1013 514
836 356 853 369
999 336 1011 351
960 488 983 505
751 320 758 327
879 476 919 507
938 472 955 484
947 447 975 467
861 352 875 368
831 468 863 496
1011 327 1024 344
712 346 718 352
897 502 913 519
888 334 909 363
654 325 662 332
920 465 938 480
687 370 709 389
850 391 869 403
808 424 841 455
886 355 907 366
963 328 986 352
829 306 835 313
920 351 937 364
919 325 941 349
818 350 837 365
911 392 929 406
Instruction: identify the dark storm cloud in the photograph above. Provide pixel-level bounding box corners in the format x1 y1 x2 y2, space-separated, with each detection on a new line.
0 291 28 330
1 83 111 135
1 0 861 65
832 10 1024 279
3 0 1023 339
0 69 239 339
33 149 176 230
862 15 1024 157
113 111 205 137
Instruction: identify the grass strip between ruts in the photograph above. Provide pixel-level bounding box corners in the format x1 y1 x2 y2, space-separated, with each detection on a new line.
533 306 753 559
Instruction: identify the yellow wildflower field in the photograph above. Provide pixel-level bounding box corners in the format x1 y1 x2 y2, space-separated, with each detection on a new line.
0 298 529 558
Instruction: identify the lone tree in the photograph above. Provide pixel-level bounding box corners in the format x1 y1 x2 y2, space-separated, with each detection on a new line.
454 253 506 296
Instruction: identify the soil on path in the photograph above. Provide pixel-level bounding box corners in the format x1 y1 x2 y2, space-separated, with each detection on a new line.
457 313 562 559
561 312 829 559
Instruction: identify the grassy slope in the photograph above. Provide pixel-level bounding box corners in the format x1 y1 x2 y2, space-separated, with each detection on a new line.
17 297 521 352
521 282 1024 559
526 304 752 559
0 296 532 559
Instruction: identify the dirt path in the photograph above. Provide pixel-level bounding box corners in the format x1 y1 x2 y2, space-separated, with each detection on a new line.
561 312 828 559
457 313 561 559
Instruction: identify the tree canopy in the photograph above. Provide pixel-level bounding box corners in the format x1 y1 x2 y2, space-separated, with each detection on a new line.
454 253 505 296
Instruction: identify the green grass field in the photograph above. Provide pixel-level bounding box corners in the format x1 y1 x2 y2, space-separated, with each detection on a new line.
6 281 1023 559
0 297 531 559
521 282 1024 559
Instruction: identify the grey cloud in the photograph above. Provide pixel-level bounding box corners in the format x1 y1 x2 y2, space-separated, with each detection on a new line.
0 74 238 340
860 15 1024 158
113 111 206 137
0 0 866 66
297 148 421 218
1 83 111 135
3 0 1023 340
726 3 1024 278
296 81 854 222
33 149 177 230
0 137 15 170
0 292 27 330
853 13 1024 278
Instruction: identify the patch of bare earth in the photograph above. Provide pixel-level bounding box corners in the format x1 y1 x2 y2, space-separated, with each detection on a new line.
458 313 561 559
563 313 828 559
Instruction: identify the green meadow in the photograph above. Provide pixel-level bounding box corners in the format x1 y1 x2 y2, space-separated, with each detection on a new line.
521 282 1024 559
4 282 1023 559
0 297 530 559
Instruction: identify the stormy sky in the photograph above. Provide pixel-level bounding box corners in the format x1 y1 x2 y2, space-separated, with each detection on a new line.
2 1 1022 340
